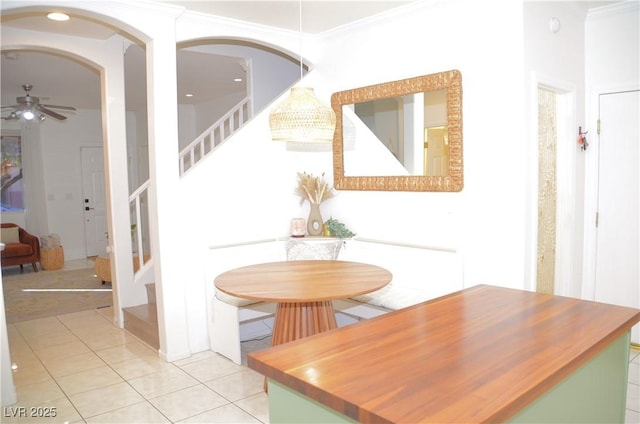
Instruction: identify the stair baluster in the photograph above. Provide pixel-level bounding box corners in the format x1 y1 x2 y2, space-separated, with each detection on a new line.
179 96 252 175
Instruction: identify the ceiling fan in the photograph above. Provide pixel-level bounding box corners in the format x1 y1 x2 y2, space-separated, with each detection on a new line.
1 84 76 121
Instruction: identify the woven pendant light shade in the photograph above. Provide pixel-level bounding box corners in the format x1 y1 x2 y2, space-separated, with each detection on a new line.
269 87 336 143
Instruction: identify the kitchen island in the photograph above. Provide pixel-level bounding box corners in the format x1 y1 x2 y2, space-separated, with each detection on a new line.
248 284 640 423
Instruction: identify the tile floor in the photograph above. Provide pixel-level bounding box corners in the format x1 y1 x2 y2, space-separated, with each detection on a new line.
2 258 639 423
4 307 269 423
3 258 268 423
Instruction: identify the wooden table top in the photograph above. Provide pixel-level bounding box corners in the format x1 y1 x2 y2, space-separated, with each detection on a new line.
214 260 392 303
248 284 640 423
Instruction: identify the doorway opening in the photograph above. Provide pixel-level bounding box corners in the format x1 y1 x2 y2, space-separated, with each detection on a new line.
536 87 557 294
535 84 576 296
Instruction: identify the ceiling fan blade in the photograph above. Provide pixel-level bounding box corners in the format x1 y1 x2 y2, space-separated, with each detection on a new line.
1 111 20 120
41 104 76 111
1 104 21 109
36 106 67 120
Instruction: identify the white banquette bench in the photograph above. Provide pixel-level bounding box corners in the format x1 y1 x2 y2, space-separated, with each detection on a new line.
207 237 463 364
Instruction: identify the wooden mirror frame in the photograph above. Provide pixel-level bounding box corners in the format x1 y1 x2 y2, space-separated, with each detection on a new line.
332 70 463 191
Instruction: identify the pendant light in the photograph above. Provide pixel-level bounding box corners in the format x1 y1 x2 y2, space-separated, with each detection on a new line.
269 0 336 144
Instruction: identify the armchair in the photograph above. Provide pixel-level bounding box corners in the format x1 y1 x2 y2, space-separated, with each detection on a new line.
0 223 40 272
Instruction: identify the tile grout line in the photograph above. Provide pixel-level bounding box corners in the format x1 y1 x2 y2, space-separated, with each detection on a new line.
11 318 85 421
60 313 174 422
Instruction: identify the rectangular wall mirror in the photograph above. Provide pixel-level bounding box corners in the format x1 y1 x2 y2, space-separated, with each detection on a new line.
332 70 463 191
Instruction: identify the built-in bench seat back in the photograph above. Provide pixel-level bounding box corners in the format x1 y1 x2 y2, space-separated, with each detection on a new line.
340 239 464 310
285 238 343 261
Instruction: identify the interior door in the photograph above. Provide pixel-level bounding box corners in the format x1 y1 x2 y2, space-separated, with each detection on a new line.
81 147 108 257
424 126 448 176
594 90 639 343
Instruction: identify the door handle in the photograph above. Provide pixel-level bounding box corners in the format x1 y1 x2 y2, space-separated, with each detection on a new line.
85 206 95 211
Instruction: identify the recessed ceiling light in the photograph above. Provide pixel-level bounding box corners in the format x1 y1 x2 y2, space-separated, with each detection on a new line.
234 78 243 82
185 93 194 97
47 12 70 21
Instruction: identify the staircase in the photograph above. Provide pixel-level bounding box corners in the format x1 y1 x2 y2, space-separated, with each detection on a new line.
120 98 253 350
179 96 252 175
123 283 159 349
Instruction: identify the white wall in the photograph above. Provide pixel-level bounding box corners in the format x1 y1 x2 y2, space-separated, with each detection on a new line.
585 2 640 90
177 42 301 150
40 109 103 259
187 43 301 112
320 0 527 289
178 104 197 150
522 2 589 297
183 0 528 287
0 108 103 257
194 92 245 144
176 0 529 352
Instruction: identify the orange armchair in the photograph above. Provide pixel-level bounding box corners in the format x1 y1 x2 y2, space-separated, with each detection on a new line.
1 223 40 272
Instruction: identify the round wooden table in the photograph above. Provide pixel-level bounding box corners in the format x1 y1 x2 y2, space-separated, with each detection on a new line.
214 260 392 346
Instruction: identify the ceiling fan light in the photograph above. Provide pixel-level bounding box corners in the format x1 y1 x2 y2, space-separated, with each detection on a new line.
22 110 35 120
47 12 70 21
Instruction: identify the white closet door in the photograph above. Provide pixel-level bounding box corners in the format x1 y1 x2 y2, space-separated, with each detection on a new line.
594 90 639 343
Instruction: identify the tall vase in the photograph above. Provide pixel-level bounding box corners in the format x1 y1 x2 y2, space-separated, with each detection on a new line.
307 202 323 236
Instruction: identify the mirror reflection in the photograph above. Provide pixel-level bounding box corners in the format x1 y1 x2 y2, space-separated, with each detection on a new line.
347 89 448 176
332 70 462 192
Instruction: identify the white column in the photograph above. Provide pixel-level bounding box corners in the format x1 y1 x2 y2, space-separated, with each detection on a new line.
146 25 191 361
101 36 138 326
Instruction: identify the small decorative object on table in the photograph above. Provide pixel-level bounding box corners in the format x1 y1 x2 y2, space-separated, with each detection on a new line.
324 217 356 239
290 218 306 237
295 172 335 236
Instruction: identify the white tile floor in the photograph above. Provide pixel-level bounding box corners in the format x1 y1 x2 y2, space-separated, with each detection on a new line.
4 307 269 423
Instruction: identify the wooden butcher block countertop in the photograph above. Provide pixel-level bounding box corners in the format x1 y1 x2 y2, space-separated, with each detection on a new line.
248 284 640 423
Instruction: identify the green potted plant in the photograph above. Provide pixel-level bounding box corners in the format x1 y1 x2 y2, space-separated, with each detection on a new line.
323 217 355 239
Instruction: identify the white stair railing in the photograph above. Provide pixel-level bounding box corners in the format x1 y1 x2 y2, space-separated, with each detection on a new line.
126 98 252 284
129 179 151 274
179 96 252 176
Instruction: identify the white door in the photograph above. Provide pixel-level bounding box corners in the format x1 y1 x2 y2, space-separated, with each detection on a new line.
594 90 639 343
81 147 108 257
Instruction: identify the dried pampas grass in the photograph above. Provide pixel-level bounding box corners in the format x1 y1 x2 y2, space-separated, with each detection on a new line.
295 172 335 205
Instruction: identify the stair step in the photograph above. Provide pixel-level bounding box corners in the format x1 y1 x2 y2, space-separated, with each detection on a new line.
123 303 159 349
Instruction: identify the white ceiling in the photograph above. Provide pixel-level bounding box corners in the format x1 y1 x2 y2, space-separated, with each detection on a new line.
162 1 416 34
0 1 416 117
